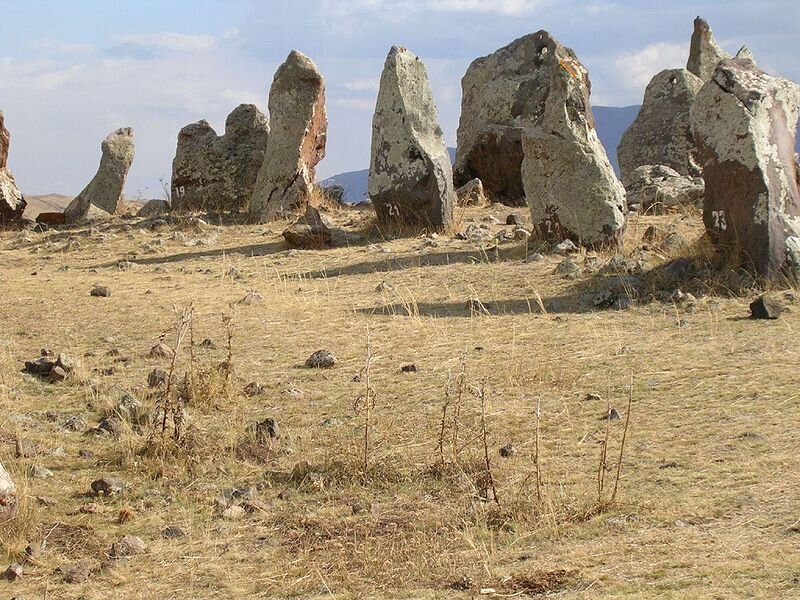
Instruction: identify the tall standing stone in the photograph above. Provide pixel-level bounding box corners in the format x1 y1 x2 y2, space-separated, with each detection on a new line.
0 112 26 226
0 460 16 521
521 32 627 247
617 69 704 184
368 46 455 231
64 127 134 222
692 58 800 280
687 17 731 82
171 104 269 213
455 34 555 205
249 51 327 223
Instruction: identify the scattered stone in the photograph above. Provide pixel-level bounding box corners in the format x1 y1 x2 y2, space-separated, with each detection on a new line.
305 350 336 369
0 112 26 226
90 285 112 298
148 369 168 387
499 444 516 458
252 418 280 442
618 70 703 182
521 32 626 247
36 496 57 507
369 46 455 231
456 178 488 206
60 559 95 584
49 365 68 383
603 408 622 421
110 535 146 558
400 363 418 373
2 563 22 582
171 104 269 213
161 525 186 539
277 490 292 501
624 165 704 210
0 461 16 521
642 224 669 243
137 199 170 218
750 296 784 320
554 259 581 279
222 505 246 521
283 205 332 249
250 51 327 222
28 465 53 479
661 258 695 281
506 213 524 227
692 58 800 281
65 127 134 221
15 438 42 458
351 501 380 517
554 239 579 255
237 291 263 306
91 476 125 496
687 17 732 82
457 223 493 242
149 342 173 358
466 298 494 315
244 382 266 397
79 502 105 514
63 414 88 432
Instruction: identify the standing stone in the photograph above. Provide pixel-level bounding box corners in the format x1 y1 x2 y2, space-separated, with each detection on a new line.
687 17 731 82
171 104 269 213
691 58 800 280
64 128 134 222
368 46 455 231
618 69 704 183
0 460 16 521
521 32 627 247
249 51 327 222
455 34 555 205
0 112 26 226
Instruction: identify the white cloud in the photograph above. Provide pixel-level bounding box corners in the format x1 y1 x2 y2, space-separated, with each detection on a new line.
342 78 380 92
613 42 687 92
333 98 375 111
112 32 218 54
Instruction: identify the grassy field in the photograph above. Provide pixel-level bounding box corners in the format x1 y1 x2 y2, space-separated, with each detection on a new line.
0 202 798 599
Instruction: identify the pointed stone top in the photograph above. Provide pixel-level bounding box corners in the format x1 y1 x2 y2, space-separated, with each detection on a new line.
283 50 321 74
0 111 8 170
687 16 731 82
735 45 755 63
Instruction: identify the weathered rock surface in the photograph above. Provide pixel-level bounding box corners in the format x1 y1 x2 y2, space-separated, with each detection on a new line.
625 165 704 209
687 17 731 82
65 128 134 222
618 69 704 183
137 199 170 218
250 51 327 222
0 112 26 225
455 34 555 205
171 104 268 213
520 31 627 247
368 46 455 231
0 460 16 521
456 178 488 206
691 58 800 280
282 205 332 249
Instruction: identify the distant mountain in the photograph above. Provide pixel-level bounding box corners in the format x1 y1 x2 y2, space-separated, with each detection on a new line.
322 109 641 203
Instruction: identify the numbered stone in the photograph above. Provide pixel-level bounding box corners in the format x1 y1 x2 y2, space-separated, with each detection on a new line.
691 57 800 280
171 104 269 213
368 46 455 231
65 128 134 222
249 50 327 222
521 31 627 248
0 111 26 226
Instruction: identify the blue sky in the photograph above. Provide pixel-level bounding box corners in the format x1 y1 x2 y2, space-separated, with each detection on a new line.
0 0 797 197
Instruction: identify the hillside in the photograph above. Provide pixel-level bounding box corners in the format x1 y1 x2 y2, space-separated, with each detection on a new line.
1 203 799 598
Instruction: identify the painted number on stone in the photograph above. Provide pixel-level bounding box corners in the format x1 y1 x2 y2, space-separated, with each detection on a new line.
388 204 400 217
173 186 186 200
712 210 727 231
545 220 553 234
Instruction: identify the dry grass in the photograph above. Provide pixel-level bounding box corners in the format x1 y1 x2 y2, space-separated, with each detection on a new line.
0 203 799 598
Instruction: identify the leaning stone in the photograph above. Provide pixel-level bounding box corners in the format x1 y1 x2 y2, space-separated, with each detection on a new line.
687 17 731 82
110 535 146 558
65 128 134 221
521 31 626 248
0 112 26 226
250 51 327 222
618 69 704 183
171 104 268 213
691 58 800 280
368 46 455 232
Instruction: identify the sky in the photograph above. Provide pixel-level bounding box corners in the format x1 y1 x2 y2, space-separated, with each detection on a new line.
0 0 797 198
